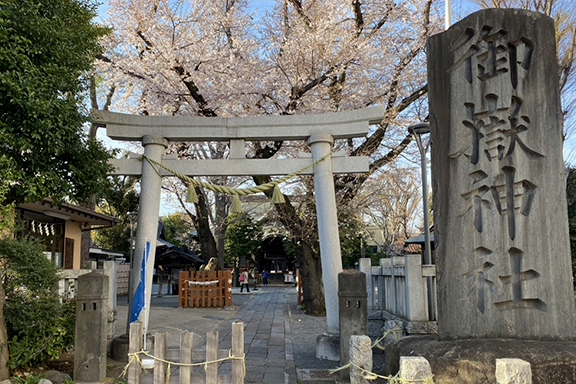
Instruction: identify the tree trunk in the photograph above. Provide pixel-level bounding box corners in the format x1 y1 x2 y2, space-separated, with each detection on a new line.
81 229 91 267
252 171 327 314
214 193 228 268
297 241 325 315
0 279 9 380
193 187 218 262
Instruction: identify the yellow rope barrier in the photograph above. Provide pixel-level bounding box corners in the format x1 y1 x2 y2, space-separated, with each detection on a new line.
140 152 331 207
121 349 246 382
372 328 404 350
329 362 434 383
325 327 434 383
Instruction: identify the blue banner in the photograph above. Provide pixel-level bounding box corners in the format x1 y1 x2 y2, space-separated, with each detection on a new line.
129 241 150 323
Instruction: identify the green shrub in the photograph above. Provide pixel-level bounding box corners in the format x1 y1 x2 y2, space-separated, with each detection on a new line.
0 237 76 369
10 373 43 384
5 298 76 369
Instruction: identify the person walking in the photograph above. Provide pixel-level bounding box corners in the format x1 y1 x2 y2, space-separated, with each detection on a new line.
240 268 250 293
262 269 269 286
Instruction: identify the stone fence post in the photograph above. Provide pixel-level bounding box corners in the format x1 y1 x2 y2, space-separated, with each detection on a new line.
349 335 372 384
102 261 118 353
496 358 532 384
359 258 372 309
338 270 368 379
399 356 432 384
404 254 427 322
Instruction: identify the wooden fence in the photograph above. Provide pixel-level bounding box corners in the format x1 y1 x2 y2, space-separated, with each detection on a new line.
359 255 437 324
178 270 232 308
117 263 130 295
128 321 245 384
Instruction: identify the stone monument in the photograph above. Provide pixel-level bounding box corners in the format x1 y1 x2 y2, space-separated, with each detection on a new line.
428 8 576 340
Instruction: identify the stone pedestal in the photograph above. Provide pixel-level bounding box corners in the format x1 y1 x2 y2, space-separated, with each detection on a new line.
74 272 109 383
316 333 340 361
110 334 129 362
338 270 367 369
385 335 576 384
427 8 576 340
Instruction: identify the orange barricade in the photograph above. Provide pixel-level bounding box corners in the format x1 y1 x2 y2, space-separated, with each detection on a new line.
178 270 232 308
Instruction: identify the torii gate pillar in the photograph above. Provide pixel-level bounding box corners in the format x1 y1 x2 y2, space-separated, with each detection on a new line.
308 133 343 360
130 135 168 333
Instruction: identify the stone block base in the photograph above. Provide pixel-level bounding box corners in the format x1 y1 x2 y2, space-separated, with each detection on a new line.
368 309 437 337
385 335 576 384
316 333 340 361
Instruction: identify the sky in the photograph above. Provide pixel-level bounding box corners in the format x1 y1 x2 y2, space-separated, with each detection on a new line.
96 1 482 24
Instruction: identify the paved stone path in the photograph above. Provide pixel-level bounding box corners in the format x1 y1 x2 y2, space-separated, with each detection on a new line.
118 285 336 383
217 287 299 384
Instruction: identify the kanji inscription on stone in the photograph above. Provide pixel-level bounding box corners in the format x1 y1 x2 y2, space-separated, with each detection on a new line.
428 9 576 340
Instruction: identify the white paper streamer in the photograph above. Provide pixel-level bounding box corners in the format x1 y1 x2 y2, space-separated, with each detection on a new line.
184 280 219 286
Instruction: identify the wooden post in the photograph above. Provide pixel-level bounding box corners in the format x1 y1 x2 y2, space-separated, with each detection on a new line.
297 269 303 306
225 270 232 306
154 332 167 384
128 321 143 384
180 331 193 384
232 321 244 384
205 331 218 383
209 271 215 307
200 272 205 307
178 271 185 308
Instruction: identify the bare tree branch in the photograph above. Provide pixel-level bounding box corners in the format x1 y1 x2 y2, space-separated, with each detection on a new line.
173 65 218 117
354 84 427 157
352 0 364 37
287 0 312 30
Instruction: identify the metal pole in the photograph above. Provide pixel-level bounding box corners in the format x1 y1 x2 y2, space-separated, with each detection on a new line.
126 212 137 334
414 137 432 267
445 0 452 30
409 123 435 321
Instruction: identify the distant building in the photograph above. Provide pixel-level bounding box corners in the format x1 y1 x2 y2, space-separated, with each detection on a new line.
89 243 126 262
16 198 119 269
404 231 435 264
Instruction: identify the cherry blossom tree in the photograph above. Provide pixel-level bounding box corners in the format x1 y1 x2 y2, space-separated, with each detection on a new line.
97 0 443 314
355 163 423 255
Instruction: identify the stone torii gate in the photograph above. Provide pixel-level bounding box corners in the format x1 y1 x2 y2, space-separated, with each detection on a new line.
94 106 384 353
